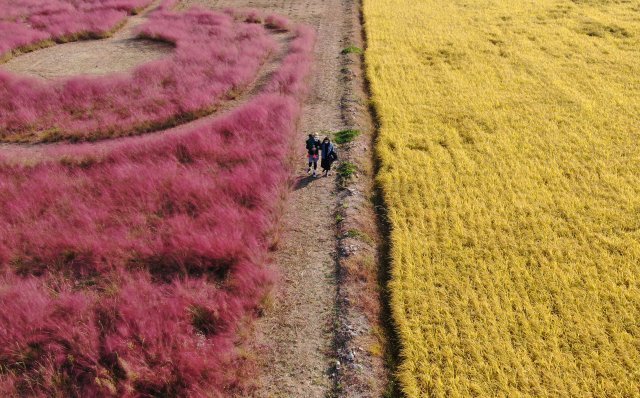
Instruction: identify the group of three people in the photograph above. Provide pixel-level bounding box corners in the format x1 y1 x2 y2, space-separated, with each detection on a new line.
306 133 338 177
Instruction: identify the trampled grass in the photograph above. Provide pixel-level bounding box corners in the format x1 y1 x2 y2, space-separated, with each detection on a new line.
363 0 640 396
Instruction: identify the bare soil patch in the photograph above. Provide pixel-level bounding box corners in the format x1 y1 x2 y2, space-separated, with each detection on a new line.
2 38 171 79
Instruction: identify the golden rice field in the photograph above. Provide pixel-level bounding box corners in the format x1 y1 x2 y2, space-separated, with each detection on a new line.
363 0 640 396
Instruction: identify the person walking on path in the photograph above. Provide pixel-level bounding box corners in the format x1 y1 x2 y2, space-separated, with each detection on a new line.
306 133 320 153
306 133 320 177
320 136 337 177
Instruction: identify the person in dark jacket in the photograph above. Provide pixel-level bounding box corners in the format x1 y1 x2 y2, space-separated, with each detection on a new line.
320 136 337 177
306 134 320 177
306 134 320 152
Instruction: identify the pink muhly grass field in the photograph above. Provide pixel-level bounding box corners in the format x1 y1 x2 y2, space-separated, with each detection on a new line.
0 7 315 397
0 8 276 143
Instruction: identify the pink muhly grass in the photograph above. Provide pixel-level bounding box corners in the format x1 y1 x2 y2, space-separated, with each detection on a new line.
0 0 152 17
264 14 290 31
0 95 294 396
0 8 276 143
0 21 51 59
27 9 128 39
0 12 316 396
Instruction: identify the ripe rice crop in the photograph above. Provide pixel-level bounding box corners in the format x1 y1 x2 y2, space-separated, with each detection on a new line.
0 8 276 143
0 7 315 397
363 0 640 396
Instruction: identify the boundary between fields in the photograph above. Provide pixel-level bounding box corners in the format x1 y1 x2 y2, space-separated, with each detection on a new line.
327 0 404 396
357 0 405 396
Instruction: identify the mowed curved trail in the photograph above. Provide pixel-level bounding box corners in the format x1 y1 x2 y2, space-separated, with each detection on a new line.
183 0 348 396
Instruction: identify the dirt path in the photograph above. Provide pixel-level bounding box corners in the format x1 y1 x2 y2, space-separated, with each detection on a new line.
182 0 350 396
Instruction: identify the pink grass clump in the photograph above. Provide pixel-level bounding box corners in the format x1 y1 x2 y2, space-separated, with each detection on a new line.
0 8 276 143
0 12 316 396
0 21 51 58
27 9 128 39
264 14 290 31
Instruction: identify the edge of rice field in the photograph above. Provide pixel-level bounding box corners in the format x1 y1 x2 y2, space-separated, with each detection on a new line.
327 0 405 396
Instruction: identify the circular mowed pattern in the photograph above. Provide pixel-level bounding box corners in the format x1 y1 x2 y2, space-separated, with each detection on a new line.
0 9 276 143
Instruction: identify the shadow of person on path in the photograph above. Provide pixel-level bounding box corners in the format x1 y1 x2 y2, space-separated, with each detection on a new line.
294 175 319 191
